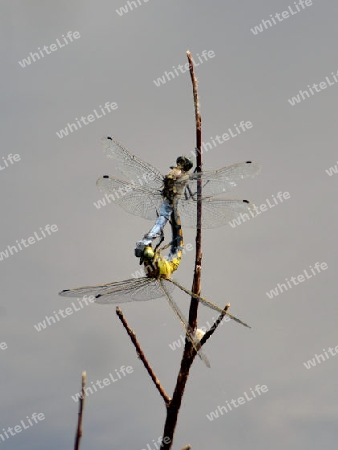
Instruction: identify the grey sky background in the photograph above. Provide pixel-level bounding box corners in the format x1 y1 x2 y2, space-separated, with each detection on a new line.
1 0 338 449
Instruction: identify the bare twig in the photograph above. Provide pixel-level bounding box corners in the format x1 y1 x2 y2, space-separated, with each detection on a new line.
187 49 203 332
74 371 86 450
200 304 230 347
116 307 171 406
161 50 203 450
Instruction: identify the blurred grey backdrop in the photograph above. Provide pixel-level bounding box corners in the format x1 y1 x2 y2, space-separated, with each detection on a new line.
1 0 338 449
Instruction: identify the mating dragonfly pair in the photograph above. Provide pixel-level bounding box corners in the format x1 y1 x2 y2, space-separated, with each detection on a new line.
60 136 260 367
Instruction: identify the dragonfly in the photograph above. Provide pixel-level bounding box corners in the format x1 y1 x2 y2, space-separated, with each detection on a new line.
59 202 250 368
96 136 260 254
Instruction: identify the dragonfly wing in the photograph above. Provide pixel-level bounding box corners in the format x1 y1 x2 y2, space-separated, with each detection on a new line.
95 278 175 304
58 278 142 299
96 175 163 221
59 278 167 304
178 197 258 229
186 161 261 197
130 278 174 301
160 280 210 368
169 279 251 327
102 136 163 190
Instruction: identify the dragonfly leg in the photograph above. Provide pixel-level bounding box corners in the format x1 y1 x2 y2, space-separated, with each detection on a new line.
184 181 212 201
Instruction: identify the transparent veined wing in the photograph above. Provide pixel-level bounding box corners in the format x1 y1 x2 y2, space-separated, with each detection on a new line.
169 279 251 328
159 279 211 368
186 161 261 198
101 136 163 190
58 279 134 299
178 197 258 229
59 277 175 303
96 175 163 221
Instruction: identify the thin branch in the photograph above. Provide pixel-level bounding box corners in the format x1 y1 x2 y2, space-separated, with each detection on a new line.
115 307 171 407
74 371 86 450
187 49 203 332
162 347 195 448
200 304 230 347
161 50 203 450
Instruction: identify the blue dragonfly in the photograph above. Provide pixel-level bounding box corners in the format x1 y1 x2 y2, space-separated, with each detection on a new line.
96 136 260 254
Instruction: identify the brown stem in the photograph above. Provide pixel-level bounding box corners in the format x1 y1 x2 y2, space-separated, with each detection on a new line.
187 49 203 332
161 50 203 450
116 307 171 407
74 371 86 450
162 344 194 448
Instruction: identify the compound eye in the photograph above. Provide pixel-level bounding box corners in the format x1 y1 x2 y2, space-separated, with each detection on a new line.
176 156 193 171
143 246 155 260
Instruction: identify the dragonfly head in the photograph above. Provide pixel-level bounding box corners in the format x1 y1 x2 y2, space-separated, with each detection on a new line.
135 245 156 267
142 245 155 260
174 156 193 172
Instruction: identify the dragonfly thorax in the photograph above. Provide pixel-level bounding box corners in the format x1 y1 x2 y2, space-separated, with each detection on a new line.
163 168 190 200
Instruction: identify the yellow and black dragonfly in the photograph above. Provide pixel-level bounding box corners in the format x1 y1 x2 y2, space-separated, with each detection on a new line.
59 217 250 368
